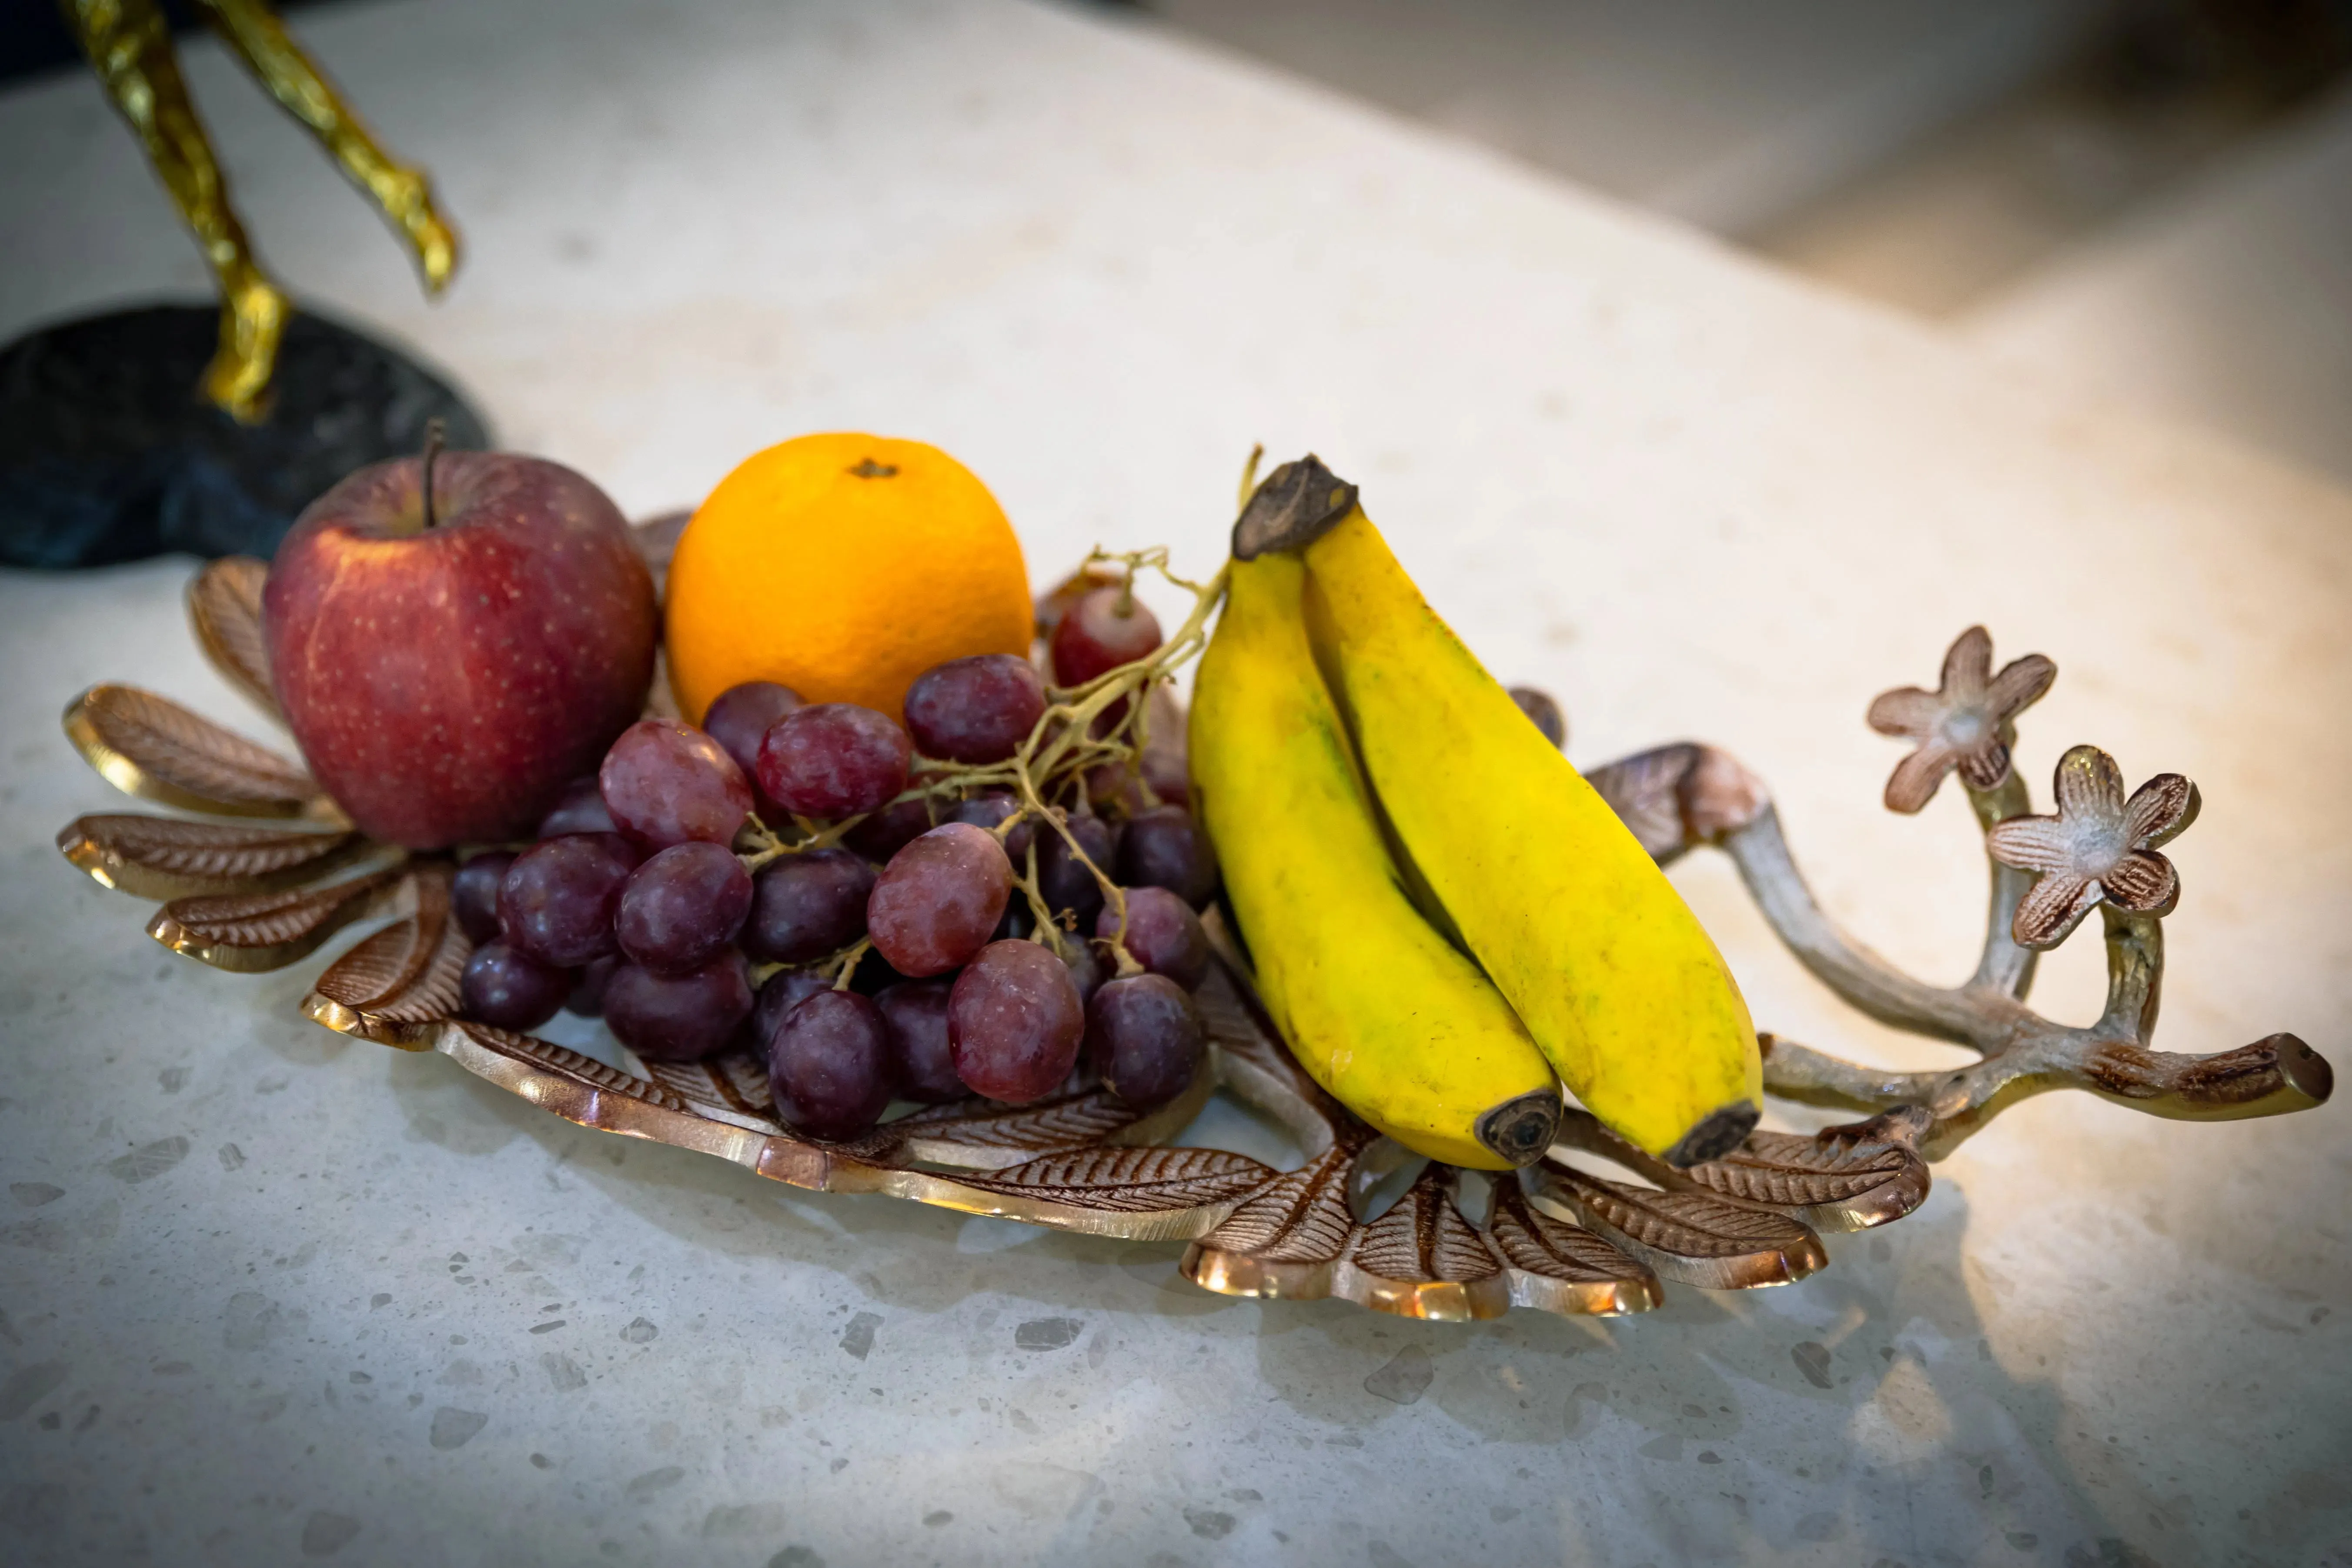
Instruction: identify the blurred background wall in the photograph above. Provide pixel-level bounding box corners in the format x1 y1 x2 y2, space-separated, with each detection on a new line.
1139 0 2352 485
13 0 2347 483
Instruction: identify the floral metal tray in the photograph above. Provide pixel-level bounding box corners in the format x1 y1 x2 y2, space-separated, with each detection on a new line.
51 550 2332 1322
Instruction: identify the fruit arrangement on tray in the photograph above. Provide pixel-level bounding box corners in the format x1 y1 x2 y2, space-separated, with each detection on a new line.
53 432 2333 1321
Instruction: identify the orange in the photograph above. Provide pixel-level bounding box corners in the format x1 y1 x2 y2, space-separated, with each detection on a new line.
665 434 1034 725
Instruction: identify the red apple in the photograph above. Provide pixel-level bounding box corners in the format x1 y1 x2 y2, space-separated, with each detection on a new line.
263 449 658 849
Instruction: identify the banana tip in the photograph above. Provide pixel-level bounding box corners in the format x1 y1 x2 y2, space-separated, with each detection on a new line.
1232 454 1357 559
1477 1089 1564 1168
1662 1100 1761 1168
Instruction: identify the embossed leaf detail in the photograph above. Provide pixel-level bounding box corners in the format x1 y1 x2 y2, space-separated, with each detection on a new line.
1196 1145 1355 1265
149 866 401 969
952 1147 1276 1213
57 813 358 899
450 1022 697 1116
1538 1161 1826 1288
897 1090 1146 1169
1685 1129 1930 1234
186 556 279 717
1348 1166 1500 1285
307 866 468 1030
1488 1180 1654 1285
68 685 320 814
638 1049 781 1129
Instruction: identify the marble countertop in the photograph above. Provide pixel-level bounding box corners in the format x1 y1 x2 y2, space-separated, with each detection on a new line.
2 2 2346 1565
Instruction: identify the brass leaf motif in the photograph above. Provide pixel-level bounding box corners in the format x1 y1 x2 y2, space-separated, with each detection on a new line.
1532 1160 1827 1290
952 1146 1276 1214
1197 1145 1355 1265
147 863 403 972
186 556 279 718
1686 1128 1931 1234
1489 1178 1661 1316
1182 1143 1356 1302
304 865 468 1046
640 1048 780 1131
56 812 359 899
1347 1165 1501 1284
897 1089 1149 1170
1337 1164 1509 1320
452 1022 696 1116
66 685 326 818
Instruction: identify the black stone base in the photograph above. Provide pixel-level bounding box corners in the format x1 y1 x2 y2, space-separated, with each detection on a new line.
0 304 491 570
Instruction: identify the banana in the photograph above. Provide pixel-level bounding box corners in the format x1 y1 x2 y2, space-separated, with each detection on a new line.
1189 550 1562 1170
1234 455 1761 1166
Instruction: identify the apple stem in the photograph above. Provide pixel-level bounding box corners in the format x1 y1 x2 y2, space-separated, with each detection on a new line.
420 417 446 530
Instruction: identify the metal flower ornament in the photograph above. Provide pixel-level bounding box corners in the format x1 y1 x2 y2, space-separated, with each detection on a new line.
1866 624 2055 812
50 558 2334 1323
1988 748 2197 948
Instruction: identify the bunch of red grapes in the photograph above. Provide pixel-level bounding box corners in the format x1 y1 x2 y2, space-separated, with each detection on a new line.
450 585 1217 1143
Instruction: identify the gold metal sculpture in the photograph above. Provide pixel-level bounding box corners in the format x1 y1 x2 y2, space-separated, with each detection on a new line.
59 0 458 421
47 533 2332 1323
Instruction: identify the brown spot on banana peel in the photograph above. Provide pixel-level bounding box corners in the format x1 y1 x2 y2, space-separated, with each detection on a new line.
1662 1100 1762 1168
1233 455 1357 559
1477 1088 1564 1167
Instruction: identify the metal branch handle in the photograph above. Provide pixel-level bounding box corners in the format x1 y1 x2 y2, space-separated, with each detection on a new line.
1583 625 2333 1163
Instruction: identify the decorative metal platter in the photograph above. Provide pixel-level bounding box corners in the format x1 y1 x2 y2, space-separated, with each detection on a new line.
52 547 2333 1323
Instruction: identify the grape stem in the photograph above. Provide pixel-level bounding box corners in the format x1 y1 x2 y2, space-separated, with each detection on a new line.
736 810 868 871
828 937 872 991
731 540 1233 981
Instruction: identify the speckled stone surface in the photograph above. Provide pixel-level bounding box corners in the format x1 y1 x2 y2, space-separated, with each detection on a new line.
2 3 2347 1565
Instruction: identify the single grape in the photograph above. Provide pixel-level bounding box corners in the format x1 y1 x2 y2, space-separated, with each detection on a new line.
867 823 1013 977
615 841 752 974
752 965 835 1047
903 654 1046 764
1114 805 1218 908
499 834 635 966
1087 974 1205 1109
875 979 964 1103
603 949 753 1062
536 776 617 839
948 939 1084 1103
844 796 935 863
945 792 1036 863
741 849 873 965
702 680 803 782
1061 936 1107 1007
451 851 514 944
768 989 895 1140
756 703 911 820
459 941 571 1030
599 718 754 849
1049 585 1163 687
1096 886 1210 990
1508 685 1567 749
1036 811 1116 928
565 954 620 1017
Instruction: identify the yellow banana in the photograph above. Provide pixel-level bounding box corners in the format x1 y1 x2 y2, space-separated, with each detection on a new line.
1189 550 1562 1169
1235 455 1761 1166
